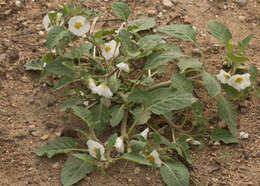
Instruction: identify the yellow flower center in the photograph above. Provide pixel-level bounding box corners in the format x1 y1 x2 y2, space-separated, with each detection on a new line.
74 22 83 30
101 83 108 89
235 77 244 84
224 74 230 79
105 45 112 52
146 155 155 163
93 147 99 153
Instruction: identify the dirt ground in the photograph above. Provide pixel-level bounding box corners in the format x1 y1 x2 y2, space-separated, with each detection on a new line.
0 0 260 185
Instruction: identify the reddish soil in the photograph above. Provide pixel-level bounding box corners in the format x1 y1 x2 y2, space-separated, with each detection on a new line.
0 0 259 186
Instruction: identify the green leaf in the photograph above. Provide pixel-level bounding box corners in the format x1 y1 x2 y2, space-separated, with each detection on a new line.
202 71 221 98
227 53 248 63
155 43 182 53
110 105 125 127
45 58 76 78
118 30 140 57
72 106 92 125
61 96 84 111
177 58 202 73
130 140 146 153
61 155 94 186
138 35 165 50
147 89 196 115
74 129 89 139
171 74 193 93
107 133 118 149
128 90 150 104
94 30 115 43
128 18 155 32
145 51 183 70
47 26 72 50
221 84 240 98
112 2 131 21
140 77 154 86
132 106 151 125
24 59 45 71
160 159 190 186
211 128 238 144
238 34 255 54
108 73 121 93
218 95 237 136
91 104 110 136
34 137 78 158
64 42 93 59
208 21 232 43
249 64 258 83
121 152 151 166
158 24 196 43
54 76 74 90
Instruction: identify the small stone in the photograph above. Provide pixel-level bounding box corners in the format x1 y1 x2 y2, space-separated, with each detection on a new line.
148 9 157 16
238 0 247 7
240 131 249 139
146 177 151 181
52 162 59 169
171 0 177 4
55 131 61 137
192 48 201 56
15 0 21 7
134 167 141 175
40 134 49 140
163 0 173 7
128 178 132 182
238 16 246 21
213 141 220 146
157 12 163 18
31 131 39 137
39 31 44 35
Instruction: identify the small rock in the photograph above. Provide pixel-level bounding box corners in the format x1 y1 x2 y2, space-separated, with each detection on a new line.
39 31 44 35
171 0 177 4
55 131 61 137
128 178 132 182
52 162 59 169
157 12 163 18
192 48 201 56
213 141 220 146
148 9 157 16
163 0 173 7
31 131 39 137
15 0 21 7
40 134 49 140
238 0 247 7
146 177 151 181
240 131 249 139
238 16 246 21
134 167 141 175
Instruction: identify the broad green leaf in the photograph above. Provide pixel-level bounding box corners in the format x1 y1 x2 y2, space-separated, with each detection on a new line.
54 76 74 90
121 152 151 166
132 106 151 125
208 21 232 43
72 106 92 125
74 128 89 139
202 71 221 98
108 73 121 93
64 42 93 59
24 59 45 71
218 95 237 136
110 105 125 127
145 51 183 70
238 34 255 54
211 128 238 144
128 18 155 32
34 137 78 158
61 155 94 186
138 35 165 50
118 30 140 57
191 101 204 115
94 30 115 43
61 96 84 111
107 133 118 149
221 84 240 98
112 2 131 21
45 58 76 78
154 43 182 53
171 74 193 93
72 154 95 165
47 26 72 50
227 53 248 63
176 136 192 165
224 42 234 52
128 90 150 104
147 89 196 115
130 140 146 153
160 159 190 186
158 24 196 43
42 53 54 63
140 77 154 86
91 104 110 136
249 64 258 83
177 58 202 73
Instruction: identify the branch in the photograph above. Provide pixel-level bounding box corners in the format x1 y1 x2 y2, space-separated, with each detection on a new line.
92 69 118 78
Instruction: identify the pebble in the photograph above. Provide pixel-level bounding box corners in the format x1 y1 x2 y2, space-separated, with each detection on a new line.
171 0 178 4
163 0 173 7
134 167 141 174
192 48 201 56
238 0 247 7
31 131 39 137
238 16 246 21
15 0 21 7
52 162 59 169
240 131 249 139
40 134 49 140
157 12 163 18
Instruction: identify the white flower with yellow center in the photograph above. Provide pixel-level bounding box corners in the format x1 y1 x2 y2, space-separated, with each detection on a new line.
140 128 149 140
68 16 90 36
43 11 63 32
88 78 97 94
229 73 251 91
87 139 106 161
116 62 130 73
101 40 120 61
216 69 231 84
94 83 113 98
146 150 162 167
114 137 124 153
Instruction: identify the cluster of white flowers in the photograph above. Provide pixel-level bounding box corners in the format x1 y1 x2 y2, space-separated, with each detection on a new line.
216 70 251 91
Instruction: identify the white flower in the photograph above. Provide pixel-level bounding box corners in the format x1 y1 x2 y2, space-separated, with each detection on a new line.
240 131 249 139
146 150 162 167
87 139 106 161
140 128 149 140
116 62 130 73
114 137 124 153
216 69 231 84
229 73 251 91
88 78 97 94
94 83 113 98
43 11 63 32
68 16 90 36
101 40 120 61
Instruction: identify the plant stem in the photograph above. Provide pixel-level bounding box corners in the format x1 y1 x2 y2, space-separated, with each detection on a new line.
121 109 128 138
92 69 119 78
